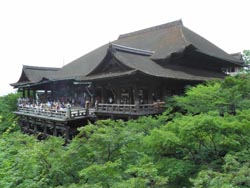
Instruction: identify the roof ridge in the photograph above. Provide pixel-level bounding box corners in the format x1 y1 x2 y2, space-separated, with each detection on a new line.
110 44 154 56
23 65 60 70
118 19 183 39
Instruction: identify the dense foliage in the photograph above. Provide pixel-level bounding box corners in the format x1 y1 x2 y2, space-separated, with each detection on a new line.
0 92 20 133
1 74 250 187
243 50 250 65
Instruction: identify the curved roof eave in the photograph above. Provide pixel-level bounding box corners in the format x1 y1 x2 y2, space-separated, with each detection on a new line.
180 26 244 65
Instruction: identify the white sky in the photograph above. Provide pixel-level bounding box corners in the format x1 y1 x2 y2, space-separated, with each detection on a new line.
0 0 249 96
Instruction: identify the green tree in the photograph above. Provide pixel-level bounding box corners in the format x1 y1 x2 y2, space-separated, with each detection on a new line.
242 50 250 65
3 75 250 187
174 75 250 115
0 93 20 133
191 150 250 188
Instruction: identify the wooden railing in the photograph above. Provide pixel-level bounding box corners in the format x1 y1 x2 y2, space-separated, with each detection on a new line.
96 102 165 115
16 106 95 120
16 102 165 119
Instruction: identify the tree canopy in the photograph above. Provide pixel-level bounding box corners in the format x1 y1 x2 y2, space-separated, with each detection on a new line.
243 50 250 65
1 74 250 187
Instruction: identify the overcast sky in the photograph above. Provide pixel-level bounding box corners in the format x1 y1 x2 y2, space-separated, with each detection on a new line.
0 0 249 96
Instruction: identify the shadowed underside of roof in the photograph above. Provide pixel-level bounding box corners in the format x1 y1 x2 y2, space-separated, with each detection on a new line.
114 50 226 80
78 49 225 82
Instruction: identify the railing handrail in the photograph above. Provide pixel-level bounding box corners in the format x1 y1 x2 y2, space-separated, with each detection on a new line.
97 103 136 107
96 102 165 115
17 106 95 119
16 102 165 118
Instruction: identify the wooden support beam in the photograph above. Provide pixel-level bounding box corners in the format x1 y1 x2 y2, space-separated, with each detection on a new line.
53 123 57 136
101 87 105 103
129 87 133 104
23 88 26 98
33 89 36 100
133 84 139 105
45 89 48 101
27 88 31 99
64 126 69 140
148 87 153 104
117 88 121 104
51 89 54 100
43 123 48 134
34 123 38 133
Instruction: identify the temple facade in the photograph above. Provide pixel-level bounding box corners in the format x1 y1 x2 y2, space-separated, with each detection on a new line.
11 20 243 140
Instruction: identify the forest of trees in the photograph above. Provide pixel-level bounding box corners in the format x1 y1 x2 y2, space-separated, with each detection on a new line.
1 74 250 187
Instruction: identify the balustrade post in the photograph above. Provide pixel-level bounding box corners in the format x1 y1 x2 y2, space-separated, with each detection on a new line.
66 106 71 119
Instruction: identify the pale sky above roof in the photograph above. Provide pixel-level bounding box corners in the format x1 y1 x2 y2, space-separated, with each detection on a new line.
0 0 249 96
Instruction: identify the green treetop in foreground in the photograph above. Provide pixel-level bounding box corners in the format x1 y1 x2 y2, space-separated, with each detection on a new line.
243 50 250 65
1 74 250 187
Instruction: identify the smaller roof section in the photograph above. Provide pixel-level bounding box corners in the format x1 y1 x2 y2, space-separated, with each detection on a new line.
230 52 243 61
11 65 60 88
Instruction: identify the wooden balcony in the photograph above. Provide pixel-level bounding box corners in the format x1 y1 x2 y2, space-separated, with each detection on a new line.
15 106 96 121
96 102 165 116
15 102 165 121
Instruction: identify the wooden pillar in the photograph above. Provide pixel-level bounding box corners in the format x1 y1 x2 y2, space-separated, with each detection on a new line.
22 88 26 98
90 95 94 107
33 89 36 100
51 89 54 101
117 88 121 104
64 126 69 141
53 124 57 136
27 88 31 99
101 87 105 103
148 86 153 104
129 87 133 104
34 123 38 134
45 89 48 101
133 84 139 105
43 124 48 135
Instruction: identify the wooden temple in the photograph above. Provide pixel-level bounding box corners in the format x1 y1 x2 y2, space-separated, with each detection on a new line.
11 20 243 140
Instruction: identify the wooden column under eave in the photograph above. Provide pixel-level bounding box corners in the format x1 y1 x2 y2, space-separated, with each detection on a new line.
101 87 105 103
43 124 48 135
27 88 31 99
117 88 121 104
64 126 69 141
45 89 48 101
148 86 153 104
53 123 57 136
22 88 26 98
51 89 54 100
33 89 36 100
133 84 139 105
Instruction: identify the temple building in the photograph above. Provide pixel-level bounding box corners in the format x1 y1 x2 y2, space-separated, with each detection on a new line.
11 20 243 140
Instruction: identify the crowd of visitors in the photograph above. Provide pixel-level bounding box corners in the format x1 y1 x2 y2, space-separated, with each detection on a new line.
17 95 98 111
17 98 72 112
